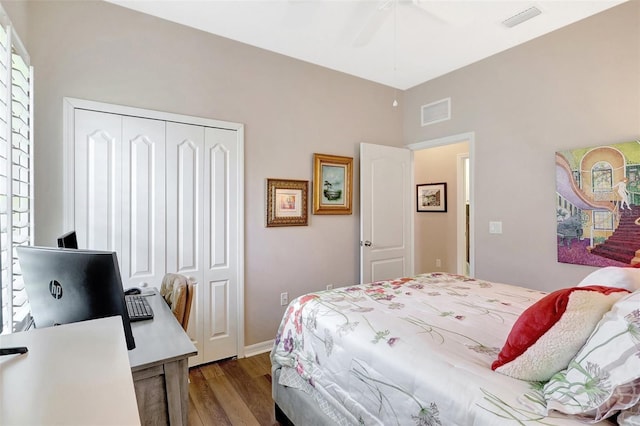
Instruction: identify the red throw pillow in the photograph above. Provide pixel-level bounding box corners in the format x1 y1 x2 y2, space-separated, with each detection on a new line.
491 285 629 381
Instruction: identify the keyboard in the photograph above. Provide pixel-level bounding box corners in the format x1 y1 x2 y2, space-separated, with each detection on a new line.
125 294 154 321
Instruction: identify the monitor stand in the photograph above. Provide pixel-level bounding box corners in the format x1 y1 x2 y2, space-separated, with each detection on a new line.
0 346 28 356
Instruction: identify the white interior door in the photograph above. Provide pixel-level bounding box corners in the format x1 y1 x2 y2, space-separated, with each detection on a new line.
360 143 413 283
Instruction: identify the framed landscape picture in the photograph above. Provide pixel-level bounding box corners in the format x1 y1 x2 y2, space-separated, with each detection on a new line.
417 182 447 212
312 153 353 215
266 178 308 227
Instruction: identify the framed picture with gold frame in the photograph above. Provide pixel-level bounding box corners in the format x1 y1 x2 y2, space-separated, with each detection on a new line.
266 178 309 227
313 153 353 215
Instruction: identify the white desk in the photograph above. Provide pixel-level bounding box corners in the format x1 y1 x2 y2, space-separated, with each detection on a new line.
0 316 140 426
128 291 197 426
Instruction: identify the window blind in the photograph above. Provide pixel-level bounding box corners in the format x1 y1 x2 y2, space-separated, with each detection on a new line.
0 7 33 334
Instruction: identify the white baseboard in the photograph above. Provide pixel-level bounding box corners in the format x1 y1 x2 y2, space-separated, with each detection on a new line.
243 339 274 358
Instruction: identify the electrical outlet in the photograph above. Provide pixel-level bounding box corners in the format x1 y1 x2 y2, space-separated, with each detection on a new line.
326 284 333 290
280 292 289 306
436 258 442 267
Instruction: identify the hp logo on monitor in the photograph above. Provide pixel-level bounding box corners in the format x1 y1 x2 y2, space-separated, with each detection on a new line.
49 280 63 299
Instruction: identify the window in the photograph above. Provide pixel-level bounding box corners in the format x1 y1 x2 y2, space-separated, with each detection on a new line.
593 210 614 231
592 161 613 192
0 7 33 334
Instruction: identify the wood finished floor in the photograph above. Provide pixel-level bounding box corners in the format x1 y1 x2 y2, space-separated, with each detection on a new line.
188 351 281 426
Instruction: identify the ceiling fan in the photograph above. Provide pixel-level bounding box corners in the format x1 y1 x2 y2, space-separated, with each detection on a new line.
353 0 448 47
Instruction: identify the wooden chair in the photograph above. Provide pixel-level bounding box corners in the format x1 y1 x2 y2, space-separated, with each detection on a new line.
159 273 194 331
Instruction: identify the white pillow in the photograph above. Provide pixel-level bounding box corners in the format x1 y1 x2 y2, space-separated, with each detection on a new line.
578 266 640 291
543 290 640 421
491 286 629 381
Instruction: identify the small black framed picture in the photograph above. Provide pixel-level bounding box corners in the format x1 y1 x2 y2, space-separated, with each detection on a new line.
416 182 447 212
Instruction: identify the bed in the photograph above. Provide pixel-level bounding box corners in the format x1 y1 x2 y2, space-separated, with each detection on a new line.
270 271 640 425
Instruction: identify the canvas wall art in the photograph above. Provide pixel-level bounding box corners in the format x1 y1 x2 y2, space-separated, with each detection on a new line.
556 140 640 267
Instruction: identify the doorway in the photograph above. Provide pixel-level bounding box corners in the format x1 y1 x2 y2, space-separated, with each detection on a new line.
407 132 475 276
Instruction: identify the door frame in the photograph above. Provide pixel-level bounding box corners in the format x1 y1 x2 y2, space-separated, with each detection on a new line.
406 131 475 277
62 97 246 358
457 153 470 275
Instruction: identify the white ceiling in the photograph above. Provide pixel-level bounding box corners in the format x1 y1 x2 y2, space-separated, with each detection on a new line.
106 0 625 90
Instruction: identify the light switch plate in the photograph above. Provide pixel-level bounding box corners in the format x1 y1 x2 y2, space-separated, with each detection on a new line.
489 221 503 234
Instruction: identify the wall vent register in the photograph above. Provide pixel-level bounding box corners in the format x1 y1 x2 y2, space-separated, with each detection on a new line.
502 6 542 28
421 98 451 127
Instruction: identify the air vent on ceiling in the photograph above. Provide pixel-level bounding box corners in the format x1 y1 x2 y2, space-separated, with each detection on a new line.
502 6 542 28
421 98 451 127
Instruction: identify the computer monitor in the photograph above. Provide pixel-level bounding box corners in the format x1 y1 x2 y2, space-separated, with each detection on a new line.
57 231 78 249
16 246 135 350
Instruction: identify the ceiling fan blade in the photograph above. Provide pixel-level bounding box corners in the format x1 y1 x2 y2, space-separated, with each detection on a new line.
409 0 473 26
353 0 393 47
402 2 444 27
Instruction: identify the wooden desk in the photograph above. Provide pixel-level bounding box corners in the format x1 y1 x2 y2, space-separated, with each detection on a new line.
0 316 140 425
128 291 197 426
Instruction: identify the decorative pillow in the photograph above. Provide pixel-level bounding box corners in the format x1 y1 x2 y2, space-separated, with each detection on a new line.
578 266 640 292
491 286 629 381
543 290 640 422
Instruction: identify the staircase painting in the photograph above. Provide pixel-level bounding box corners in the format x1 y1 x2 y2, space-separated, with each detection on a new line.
590 205 640 265
555 141 640 267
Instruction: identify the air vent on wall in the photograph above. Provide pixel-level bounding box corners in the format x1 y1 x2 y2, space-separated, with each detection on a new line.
502 6 542 28
421 98 451 127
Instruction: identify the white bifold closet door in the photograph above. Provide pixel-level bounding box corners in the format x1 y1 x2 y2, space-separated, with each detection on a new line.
166 122 240 364
71 106 241 365
74 110 166 288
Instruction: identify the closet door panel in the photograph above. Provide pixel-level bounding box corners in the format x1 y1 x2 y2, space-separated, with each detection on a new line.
74 109 122 251
176 141 199 271
202 127 239 361
208 142 228 268
166 122 204 364
121 116 166 288
166 122 203 275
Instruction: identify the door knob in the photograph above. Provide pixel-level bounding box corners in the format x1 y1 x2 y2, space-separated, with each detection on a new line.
362 240 372 247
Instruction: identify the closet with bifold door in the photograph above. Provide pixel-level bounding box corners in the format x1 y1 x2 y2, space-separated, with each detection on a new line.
64 98 244 366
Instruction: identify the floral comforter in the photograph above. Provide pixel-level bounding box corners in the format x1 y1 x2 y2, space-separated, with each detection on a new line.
270 273 614 425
